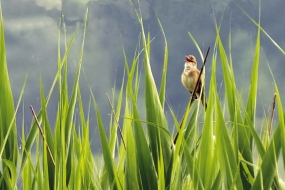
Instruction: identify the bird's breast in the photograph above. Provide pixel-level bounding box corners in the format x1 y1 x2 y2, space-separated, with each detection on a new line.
181 71 196 92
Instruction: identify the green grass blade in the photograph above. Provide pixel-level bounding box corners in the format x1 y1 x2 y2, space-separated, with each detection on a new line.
20 27 77 174
0 76 26 160
211 171 222 190
132 98 158 190
43 138 50 190
244 9 260 126
251 122 282 189
123 50 143 189
184 106 199 148
183 142 204 190
188 32 204 61
236 3 285 55
125 113 140 190
157 16 168 108
91 92 122 190
212 50 243 188
2 159 17 189
196 51 216 189
0 77 26 188
215 93 243 189
242 7 261 188
141 24 171 172
215 23 253 188
272 77 285 181
109 72 125 156
275 96 285 181
65 7 88 153
64 9 88 186
0 6 18 171
158 142 165 190
39 79 55 189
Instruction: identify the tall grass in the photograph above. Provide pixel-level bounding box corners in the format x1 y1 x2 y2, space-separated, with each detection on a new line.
0 2 285 190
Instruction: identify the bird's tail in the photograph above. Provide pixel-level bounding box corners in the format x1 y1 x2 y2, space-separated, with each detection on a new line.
189 90 207 110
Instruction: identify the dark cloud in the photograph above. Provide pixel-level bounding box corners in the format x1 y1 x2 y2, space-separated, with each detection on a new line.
1 0 285 152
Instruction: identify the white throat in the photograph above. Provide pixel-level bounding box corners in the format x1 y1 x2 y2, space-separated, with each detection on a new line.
184 63 196 70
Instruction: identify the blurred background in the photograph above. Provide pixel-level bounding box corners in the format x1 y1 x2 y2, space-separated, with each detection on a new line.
1 0 285 153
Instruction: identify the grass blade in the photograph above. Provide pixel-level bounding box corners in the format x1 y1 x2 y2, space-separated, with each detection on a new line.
0 6 18 177
91 92 122 190
157 16 168 108
132 98 158 190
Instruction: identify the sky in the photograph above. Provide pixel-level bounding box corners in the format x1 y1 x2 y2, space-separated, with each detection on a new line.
1 0 285 152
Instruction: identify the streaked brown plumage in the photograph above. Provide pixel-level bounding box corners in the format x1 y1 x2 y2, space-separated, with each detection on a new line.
181 55 207 109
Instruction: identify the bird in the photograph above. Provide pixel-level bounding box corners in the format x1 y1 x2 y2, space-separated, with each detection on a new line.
172 55 208 147
181 55 207 109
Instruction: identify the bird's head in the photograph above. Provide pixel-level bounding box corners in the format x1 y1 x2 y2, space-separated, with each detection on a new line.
185 55 197 68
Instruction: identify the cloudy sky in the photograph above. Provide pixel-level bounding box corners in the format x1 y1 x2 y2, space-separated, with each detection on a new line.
1 0 285 152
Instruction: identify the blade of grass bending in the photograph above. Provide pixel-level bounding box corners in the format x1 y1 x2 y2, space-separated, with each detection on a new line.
255 52 285 189
184 105 199 148
227 23 241 168
123 40 144 190
168 101 198 149
106 93 126 149
91 92 122 190
211 171 222 190
215 23 253 188
136 7 171 171
166 102 180 135
123 36 142 101
109 69 126 159
171 101 196 163
132 98 158 190
211 41 243 188
123 54 140 189
242 5 261 187
236 2 285 55
244 0 261 140
2 159 16 188
187 32 205 62
125 113 140 190
215 89 243 189
182 140 204 190
251 121 282 189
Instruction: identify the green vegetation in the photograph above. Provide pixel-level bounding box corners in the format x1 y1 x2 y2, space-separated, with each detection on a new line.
0 2 285 190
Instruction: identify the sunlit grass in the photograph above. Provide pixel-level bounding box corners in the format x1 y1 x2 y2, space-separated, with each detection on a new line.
0 2 285 190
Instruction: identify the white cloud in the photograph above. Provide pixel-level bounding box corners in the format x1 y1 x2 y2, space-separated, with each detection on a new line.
35 0 62 10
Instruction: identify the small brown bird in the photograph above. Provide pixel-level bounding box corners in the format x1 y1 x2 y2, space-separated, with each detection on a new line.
173 55 207 147
181 55 207 109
